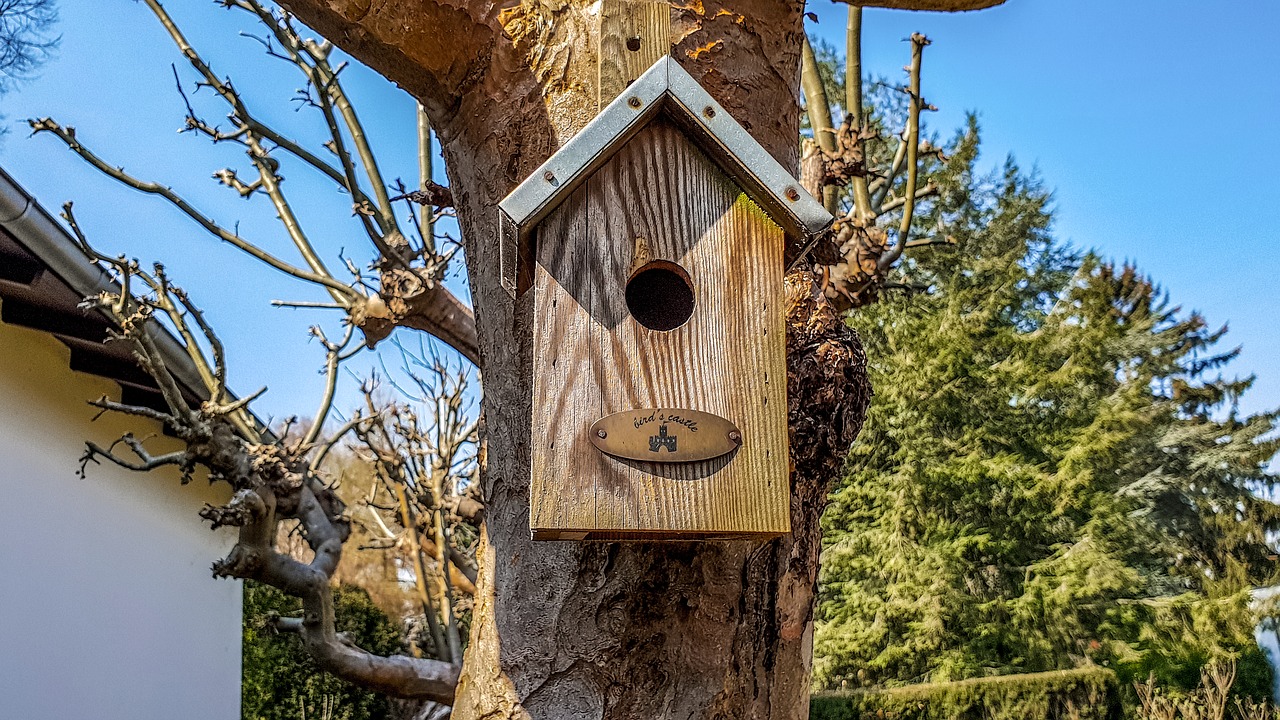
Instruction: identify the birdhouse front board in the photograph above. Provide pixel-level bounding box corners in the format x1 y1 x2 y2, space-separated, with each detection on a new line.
499 57 832 540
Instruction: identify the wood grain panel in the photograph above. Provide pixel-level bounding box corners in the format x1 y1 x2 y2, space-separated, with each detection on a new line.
530 118 789 539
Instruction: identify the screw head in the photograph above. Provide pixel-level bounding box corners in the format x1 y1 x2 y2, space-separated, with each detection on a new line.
728 430 742 444
703 106 716 119
784 187 800 202
543 171 556 182
596 429 608 439
626 36 642 52
627 96 642 109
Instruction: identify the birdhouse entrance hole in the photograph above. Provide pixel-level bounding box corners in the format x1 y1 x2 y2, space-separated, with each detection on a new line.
625 259 694 331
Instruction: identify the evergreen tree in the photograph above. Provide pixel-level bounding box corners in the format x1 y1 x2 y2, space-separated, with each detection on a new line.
815 124 1280 697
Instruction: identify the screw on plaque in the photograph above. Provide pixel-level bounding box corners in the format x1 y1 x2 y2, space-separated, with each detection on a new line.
596 428 608 439
728 430 742 444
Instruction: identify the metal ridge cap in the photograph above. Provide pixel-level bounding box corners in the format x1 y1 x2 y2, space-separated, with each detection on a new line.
499 56 672 230
661 60 833 239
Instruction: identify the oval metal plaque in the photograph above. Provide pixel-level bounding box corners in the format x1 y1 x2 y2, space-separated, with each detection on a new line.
589 408 742 463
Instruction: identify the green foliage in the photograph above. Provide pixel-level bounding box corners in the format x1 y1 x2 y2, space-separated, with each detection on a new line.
815 120 1280 696
242 581 405 720
810 667 1121 720
1134 658 1276 720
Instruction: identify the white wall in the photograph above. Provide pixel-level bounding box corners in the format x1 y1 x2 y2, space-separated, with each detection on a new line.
1253 586 1280 702
0 307 242 720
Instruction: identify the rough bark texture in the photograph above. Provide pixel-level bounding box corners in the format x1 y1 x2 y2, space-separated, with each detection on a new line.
278 1 872 716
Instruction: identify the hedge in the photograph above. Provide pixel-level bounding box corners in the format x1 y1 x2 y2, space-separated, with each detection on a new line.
242 581 405 720
810 667 1122 720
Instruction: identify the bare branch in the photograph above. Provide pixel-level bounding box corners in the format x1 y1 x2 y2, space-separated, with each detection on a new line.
212 168 261 197
219 1 398 247
878 33 930 273
80 434 189 478
417 106 436 255
390 183 454 211
244 138 351 309
902 235 957 250
272 300 347 309
878 181 938 214
870 134 910 208
169 286 228 403
800 34 839 213
204 386 268 418
87 396 177 425
145 0 410 287
31 119 358 299
845 5 875 225
305 45 398 241
308 412 368 471
444 494 485 526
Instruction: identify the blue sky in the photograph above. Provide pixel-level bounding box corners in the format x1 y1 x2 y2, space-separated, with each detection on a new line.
1 1 1277 423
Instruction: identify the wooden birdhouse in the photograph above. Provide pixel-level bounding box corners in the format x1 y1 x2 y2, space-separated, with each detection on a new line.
499 56 832 540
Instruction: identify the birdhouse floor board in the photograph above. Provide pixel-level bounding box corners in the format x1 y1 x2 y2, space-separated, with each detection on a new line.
530 118 790 538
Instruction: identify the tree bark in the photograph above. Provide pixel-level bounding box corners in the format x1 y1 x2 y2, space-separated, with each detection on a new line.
279 1 871 716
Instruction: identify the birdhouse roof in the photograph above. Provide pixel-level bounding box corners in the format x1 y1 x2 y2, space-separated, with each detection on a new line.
499 56 832 294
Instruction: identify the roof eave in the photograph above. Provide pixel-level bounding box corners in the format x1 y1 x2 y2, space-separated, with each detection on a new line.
0 166 271 438
0 167 210 402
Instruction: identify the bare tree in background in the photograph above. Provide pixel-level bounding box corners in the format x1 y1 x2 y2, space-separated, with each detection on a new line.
349 352 481 667
0 0 58 93
35 0 1003 716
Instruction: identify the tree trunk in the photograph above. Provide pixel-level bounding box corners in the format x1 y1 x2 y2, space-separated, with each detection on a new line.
279 1 870 716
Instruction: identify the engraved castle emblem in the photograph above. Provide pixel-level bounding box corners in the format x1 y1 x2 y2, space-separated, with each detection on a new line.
588 408 741 464
649 424 678 453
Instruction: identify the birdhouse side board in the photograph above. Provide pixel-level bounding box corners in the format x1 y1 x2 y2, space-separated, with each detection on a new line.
529 118 790 540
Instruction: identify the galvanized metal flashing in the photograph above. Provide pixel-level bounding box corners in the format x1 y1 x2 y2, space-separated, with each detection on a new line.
498 55 833 296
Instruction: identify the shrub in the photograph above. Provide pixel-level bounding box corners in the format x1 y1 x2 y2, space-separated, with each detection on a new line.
810 667 1121 720
242 581 406 720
